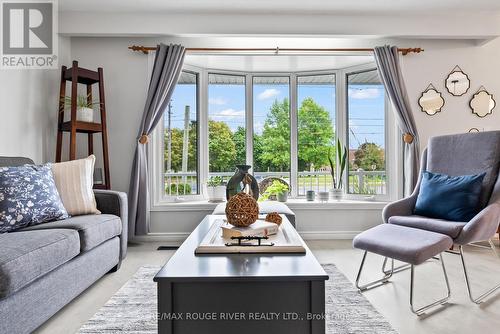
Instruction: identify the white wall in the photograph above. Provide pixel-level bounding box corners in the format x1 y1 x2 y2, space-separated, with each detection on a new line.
18 35 500 241
0 37 71 163
401 39 500 150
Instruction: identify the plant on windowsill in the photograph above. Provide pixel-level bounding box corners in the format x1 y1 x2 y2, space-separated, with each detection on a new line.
62 94 100 123
328 137 348 201
259 180 290 203
206 176 227 203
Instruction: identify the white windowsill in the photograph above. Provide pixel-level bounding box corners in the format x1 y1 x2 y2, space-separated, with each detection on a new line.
150 198 389 212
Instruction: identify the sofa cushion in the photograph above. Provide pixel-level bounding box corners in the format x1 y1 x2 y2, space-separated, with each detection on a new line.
21 214 122 252
213 201 296 227
0 164 69 233
51 155 100 216
389 215 467 239
0 229 80 298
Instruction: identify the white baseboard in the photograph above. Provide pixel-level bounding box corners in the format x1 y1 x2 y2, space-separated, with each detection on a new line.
133 230 359 245
298 231 360 240
133 232 189 245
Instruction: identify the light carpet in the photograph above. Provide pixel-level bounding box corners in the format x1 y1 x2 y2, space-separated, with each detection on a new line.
78 264 397 334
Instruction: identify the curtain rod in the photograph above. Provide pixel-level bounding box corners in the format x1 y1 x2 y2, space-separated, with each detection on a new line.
128 45 424 56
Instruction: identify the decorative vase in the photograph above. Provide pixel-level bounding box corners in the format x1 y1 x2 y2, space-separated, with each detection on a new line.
77 107 94 122
330 188 343 201
206 185 226 203
306 190 315 201
276 192 288 202
318 191 330 202
226 165 259 201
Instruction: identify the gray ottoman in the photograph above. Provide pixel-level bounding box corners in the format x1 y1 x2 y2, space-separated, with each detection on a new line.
353 224 453 315
212 201 296 227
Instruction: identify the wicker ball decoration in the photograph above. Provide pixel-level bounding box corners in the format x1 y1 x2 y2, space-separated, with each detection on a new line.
265 212 282 225
225 192 259 227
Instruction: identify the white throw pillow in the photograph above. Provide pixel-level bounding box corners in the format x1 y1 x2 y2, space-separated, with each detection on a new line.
51 155 100 216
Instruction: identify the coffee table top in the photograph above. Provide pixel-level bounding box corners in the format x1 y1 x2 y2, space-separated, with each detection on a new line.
154 215 328 283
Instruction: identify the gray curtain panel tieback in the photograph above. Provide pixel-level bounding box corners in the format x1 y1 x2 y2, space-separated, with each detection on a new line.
374 45 420 196
128 43 186 239
138 134 149 144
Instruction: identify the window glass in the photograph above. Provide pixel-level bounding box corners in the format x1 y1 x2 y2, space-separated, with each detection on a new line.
252 77 290 184
163 71 198 195
208 73 246 181
297 74 336 196
346 69 386 195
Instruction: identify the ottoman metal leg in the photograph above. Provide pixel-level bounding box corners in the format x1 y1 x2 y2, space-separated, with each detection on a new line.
356 251 395 291
459 240 500 304
410 253 451 316
382 257 411 275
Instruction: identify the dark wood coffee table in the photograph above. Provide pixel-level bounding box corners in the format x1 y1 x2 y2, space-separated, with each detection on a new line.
154 215 328 334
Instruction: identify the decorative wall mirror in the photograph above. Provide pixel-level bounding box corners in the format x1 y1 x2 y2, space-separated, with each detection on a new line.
418 84 444 115
469 86 495 118
445 65 470 96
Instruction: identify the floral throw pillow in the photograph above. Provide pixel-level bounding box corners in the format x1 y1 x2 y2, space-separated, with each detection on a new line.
0 164 69 233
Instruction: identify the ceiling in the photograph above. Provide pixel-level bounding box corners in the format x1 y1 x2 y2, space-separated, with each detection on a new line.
184 55 374 72
60 0 500 14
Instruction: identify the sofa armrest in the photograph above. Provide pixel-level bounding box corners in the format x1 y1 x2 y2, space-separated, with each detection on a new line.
94 190 128 259
455 202 500 245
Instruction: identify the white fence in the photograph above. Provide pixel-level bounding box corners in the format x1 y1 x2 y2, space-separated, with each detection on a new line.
164 170 386 196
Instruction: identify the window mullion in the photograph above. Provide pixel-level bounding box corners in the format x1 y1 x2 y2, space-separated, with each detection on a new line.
290 74 298 198
337 69 348 189
246 74 253 169
199 69 209 190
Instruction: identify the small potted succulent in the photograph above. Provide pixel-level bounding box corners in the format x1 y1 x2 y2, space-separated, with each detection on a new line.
328 137 348 201
260 180 290 203
63 94 100 123
206 176 226 203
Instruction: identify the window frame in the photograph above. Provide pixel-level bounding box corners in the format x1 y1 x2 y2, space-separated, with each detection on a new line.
151 61 401 208
150 65 204 205
341 63 399 202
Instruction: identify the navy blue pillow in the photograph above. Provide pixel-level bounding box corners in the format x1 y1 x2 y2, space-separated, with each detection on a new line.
414 171 485 222
0 164 68 233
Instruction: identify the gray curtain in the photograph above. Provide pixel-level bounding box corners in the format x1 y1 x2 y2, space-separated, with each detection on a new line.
374 45 420 196
128 43 186 238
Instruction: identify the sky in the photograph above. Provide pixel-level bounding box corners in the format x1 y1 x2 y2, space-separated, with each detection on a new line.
165 77 385 150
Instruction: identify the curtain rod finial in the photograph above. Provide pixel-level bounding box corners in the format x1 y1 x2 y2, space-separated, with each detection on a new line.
401 48 424 56
129 45 150 54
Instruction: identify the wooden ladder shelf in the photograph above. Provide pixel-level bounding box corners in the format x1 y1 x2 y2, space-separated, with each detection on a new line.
56 60 111 189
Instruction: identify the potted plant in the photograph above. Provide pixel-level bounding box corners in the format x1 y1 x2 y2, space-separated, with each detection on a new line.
63 94 100 123
206 176 226 203
260 180 290 203
328 137 348 201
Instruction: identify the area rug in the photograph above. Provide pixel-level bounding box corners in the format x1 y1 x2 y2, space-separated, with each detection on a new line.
78 264 397 334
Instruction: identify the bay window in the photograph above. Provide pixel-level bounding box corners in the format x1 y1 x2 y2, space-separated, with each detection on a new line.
152 62 398 204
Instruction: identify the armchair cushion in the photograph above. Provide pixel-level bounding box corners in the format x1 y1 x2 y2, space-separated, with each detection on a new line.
414 171 485 221
426 131 500 208
388 215 466 239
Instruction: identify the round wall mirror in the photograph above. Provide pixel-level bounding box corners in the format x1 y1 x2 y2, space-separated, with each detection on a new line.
469 88 495 118
445 66 470 96
418 84 444 115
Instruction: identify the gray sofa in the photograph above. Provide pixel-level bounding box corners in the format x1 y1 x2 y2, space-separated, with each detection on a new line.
0 157 128 334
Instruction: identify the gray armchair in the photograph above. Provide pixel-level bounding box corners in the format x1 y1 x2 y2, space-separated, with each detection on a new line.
384 131 500 303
